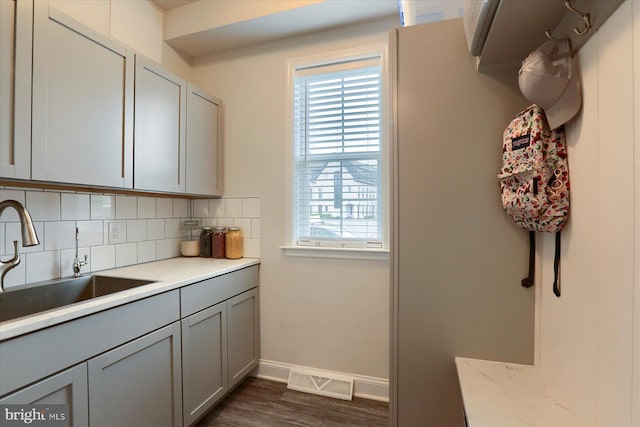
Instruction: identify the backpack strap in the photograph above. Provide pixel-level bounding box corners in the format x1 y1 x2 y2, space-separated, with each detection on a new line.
521 231 535 288
553 231 561 297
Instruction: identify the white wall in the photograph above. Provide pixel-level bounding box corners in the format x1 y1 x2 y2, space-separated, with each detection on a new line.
190 18 397 387
536 1 640 426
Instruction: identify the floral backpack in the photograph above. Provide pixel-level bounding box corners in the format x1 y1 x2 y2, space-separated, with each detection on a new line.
498 105 570 297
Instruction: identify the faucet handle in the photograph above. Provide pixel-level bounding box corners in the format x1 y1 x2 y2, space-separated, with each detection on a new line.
0 240 21 292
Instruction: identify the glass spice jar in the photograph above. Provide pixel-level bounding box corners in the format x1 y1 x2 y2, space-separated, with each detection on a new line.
199 226 213 257
225 227 243 259
212 226 227 259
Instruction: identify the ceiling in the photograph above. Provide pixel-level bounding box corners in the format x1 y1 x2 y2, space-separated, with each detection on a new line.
152 0 198 11
152 0 401 58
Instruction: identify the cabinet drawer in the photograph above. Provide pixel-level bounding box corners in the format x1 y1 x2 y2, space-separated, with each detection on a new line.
180 265 259 318
0 290 180 397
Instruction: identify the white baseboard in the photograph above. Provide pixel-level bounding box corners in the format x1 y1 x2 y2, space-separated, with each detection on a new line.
252 359 389 402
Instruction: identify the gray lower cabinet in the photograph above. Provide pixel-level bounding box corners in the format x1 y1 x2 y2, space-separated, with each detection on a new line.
0 265 259 427
180 265 260 427
227 288 260 389
87 322 183 427
0 364 89 427
181 302 227 426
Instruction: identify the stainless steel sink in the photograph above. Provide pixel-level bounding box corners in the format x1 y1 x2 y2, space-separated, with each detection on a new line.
0 276 156 323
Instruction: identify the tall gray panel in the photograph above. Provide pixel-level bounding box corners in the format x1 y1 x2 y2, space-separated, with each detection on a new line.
393 19 533 426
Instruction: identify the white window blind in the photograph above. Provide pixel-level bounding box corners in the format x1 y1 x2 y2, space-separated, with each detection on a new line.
293 57 383 249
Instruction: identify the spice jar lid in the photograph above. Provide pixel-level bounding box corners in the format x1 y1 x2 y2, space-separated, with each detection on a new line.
213 226 227 232
228 226 240 231
202 226 212 230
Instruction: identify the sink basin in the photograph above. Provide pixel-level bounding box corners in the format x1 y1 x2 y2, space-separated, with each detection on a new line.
0 275 156 323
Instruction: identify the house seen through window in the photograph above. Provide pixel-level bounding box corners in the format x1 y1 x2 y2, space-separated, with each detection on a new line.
292 55 384 249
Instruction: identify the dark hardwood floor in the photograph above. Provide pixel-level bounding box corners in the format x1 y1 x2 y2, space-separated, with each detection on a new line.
195 377 389 426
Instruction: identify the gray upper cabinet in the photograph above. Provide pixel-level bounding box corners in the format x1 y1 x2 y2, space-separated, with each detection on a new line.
2 1 224 196
186 84 223 197
0 0 32 179
134 56 186 193
31 1 134 188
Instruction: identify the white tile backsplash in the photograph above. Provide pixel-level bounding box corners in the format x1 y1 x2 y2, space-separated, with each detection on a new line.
60 247 90 277
201 217 216 228
1 187 260 287
165 218 182 239
26 191 60 221
91 245 116 272
217 218 234 228
193 199 210 217
173 199 188 218
193 197 261 259
156 198 173 218
147 219 164 240
137 197 156 218
116 196 137 219
3 260 25 289
115 243 137 268
225 198 242 217
126 219 147 242
210 199 225 217
0 190 26 222
156 239 173 260
77 221 104 247
26 250 60 283
61 194 90 220
5 222 44 254
44 221 76 251
251 219 261 239
91 195 115 220
137 241 156 263
234 218 251 236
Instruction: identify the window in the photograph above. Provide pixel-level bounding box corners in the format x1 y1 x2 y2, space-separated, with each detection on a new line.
286 47 388 258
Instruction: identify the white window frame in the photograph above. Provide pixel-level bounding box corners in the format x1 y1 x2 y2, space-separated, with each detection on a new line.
282 44 390 261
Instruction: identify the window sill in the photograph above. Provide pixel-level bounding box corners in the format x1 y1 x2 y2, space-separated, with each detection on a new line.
280 245 390 261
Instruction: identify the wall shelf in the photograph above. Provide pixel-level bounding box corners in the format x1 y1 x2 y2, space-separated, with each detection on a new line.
476 0 625 71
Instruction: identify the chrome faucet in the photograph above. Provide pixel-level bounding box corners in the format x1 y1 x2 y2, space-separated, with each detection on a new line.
72 227 87 278
0 200 40 292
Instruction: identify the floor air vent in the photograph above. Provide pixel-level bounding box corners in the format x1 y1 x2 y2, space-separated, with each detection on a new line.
287 368 354 401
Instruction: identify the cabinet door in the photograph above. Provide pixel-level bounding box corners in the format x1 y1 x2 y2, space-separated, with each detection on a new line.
0 364 89 427
31 2 134 188
0 0 32 179
186 84 223 196
227 288 260 388
181 302 227 426
134 56 186 193
88 323 182 427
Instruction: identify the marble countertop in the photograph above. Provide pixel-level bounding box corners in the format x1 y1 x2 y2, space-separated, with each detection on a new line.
0 257 260 341
455 357 582 427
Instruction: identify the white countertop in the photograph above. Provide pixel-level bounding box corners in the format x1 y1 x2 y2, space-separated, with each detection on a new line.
455 357 582 427
0 257 260 341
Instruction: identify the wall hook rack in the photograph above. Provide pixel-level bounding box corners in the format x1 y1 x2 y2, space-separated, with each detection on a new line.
545 0 592 41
